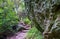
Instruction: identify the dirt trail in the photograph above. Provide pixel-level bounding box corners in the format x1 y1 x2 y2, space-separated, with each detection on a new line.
7 22 31 39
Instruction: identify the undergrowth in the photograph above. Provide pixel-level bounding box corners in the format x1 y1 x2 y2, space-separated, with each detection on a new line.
25 27 43 39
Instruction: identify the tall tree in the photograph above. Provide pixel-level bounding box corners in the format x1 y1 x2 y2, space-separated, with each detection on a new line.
24 0 60 39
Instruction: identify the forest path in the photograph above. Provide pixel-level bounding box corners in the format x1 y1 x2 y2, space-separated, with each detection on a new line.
7 22 31 39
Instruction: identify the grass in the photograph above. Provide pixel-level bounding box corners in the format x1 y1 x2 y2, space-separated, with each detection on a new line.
25 27 43 39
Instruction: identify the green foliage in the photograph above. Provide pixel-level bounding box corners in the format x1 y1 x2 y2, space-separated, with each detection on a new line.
0 0 19 34
19 0 25 11
23 17 31 24
25 27 43 39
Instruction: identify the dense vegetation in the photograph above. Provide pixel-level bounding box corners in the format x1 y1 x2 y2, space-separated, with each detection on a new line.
24 0 60 39
0 0 19 35
0 0 60 39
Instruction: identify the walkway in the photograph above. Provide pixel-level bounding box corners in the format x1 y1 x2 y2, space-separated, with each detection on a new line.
7 22 31 39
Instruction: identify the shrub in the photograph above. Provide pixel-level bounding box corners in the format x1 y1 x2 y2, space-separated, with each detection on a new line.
0 0 19 35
